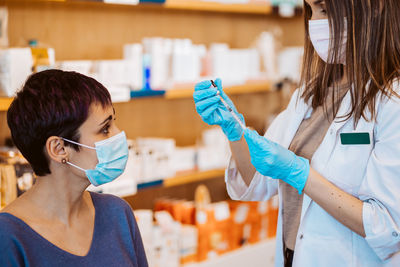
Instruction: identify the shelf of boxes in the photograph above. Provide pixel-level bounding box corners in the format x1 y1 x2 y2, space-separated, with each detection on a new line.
142 197 279 267
183 238 276 267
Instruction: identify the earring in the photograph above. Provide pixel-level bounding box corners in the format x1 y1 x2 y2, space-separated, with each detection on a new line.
62 158 67 164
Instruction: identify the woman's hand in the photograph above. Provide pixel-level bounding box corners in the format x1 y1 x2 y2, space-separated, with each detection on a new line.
193 78 245 142
244 128 310 194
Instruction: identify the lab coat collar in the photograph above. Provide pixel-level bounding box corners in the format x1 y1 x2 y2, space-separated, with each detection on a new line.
332 87 353 132
288 86 354 146
296 88 354 223
280 93 311 149
280 87 354 147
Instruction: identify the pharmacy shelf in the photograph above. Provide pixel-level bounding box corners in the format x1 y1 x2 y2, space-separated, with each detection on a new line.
165 81 272 99
137 168 225 190
164 168 225 187
0 81 272 111
164 0 272 15
184 239 276 267
7 0 274 15
0 98 12 112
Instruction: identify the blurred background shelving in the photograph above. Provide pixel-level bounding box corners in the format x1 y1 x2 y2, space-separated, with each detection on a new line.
5 0 302 16
0 0 303 145
183 239 275 267
0 97 12 111
2 0 304 60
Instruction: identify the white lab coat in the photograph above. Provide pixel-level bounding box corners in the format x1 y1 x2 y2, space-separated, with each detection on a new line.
225 84 400 266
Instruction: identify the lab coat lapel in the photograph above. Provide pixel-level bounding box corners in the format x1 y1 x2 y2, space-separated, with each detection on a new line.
332 88 353 132
280 96 311 149
300 89 353 222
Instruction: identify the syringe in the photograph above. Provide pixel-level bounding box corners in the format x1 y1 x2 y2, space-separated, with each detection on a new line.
211 80 247 130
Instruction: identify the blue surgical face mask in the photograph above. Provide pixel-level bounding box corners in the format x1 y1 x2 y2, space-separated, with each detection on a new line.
62 131 129 186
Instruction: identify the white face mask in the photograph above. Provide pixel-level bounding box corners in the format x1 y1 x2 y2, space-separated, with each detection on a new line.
308 19 347 65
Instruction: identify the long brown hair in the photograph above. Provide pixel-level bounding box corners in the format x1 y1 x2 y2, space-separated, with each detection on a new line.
301 0 400 125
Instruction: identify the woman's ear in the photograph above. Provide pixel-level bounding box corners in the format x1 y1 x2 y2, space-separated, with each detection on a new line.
46 136 68 164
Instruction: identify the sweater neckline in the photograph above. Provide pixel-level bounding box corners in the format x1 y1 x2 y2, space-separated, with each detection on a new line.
0 191 98 258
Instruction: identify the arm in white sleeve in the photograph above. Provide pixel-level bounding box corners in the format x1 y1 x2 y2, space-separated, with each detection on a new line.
359 89 400 260
225 89 302 201
225 158 279 201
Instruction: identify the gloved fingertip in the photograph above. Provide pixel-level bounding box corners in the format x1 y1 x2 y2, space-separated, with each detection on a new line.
195 80 212 90
247 128 257 136
296 182 306 194
246 129 264 145
243 128 253 141
215 78 223 89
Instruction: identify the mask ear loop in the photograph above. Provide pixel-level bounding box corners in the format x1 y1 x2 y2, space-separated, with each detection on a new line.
66 161 86 172
61 138 96 150
61 138 96 172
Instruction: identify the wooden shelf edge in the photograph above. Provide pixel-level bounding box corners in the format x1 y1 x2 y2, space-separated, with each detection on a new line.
165 81 272 99
0 98 12 112
163 168 225 187
5 0 273 15
0 82 272 111
164 0 272 15
136 169 225 190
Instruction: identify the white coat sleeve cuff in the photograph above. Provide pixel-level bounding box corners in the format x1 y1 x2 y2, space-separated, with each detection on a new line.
225 157 277 201
363 200 400 261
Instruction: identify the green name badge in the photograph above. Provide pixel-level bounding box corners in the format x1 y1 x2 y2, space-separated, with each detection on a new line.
340 132 371 145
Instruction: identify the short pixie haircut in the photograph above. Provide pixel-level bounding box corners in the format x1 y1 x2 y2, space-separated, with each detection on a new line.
7 69 112 176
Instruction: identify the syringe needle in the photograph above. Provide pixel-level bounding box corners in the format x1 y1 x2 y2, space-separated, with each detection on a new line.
210 80 246 130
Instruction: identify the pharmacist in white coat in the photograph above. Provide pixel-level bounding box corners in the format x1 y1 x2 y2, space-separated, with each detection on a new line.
193 0 400 266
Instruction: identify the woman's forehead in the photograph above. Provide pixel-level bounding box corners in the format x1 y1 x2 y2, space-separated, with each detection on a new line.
305 0 325 6
87 103 114 123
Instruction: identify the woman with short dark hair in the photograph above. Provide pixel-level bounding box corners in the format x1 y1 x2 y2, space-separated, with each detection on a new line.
0 69 148 267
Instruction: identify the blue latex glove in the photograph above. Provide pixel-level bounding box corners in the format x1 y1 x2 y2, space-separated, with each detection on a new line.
244 128 310 194
193 78 245 142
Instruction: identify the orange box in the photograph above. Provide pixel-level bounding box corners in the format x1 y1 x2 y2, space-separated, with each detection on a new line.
228 200 274 245
229 224 243 250
195 207 215 262
171 200 186 222
210 202 231 255
180 202 196 225
267 198 279 238
181 254 197 265
195 202 232 261
154 198 173 213
267 211 279 238
212 218 231 255
228 201 251 247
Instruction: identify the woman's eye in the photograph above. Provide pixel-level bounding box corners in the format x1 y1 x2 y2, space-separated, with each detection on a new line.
101 125 111 135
